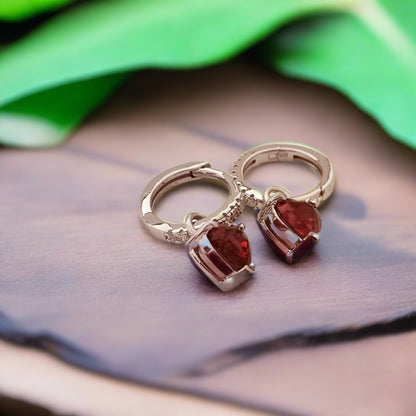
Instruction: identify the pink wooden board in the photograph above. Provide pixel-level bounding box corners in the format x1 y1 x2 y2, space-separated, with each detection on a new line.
1 60 415 415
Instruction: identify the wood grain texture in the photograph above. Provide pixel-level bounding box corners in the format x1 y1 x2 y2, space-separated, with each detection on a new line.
1 59 416 415
0 340 271 416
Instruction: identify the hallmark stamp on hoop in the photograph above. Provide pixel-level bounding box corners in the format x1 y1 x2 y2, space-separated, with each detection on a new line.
268 150 289 161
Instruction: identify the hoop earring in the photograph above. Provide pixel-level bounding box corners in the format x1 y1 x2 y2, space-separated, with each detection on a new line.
139 161 255 291
231 143 336 264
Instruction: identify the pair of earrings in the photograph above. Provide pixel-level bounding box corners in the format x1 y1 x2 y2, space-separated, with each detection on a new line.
139 143 335 292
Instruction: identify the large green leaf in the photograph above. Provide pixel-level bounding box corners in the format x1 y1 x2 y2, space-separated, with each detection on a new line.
0 0 345 147
0 0 75 21
0 74 125 147
259 0 416 149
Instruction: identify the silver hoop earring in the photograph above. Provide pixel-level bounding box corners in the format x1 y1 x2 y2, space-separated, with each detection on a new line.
231 143 336 264
139 162 255 291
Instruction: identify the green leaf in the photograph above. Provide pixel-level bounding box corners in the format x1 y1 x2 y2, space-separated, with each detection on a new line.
0 0 75 21
0 74 125 147
259 0 416 150
0 0 345 147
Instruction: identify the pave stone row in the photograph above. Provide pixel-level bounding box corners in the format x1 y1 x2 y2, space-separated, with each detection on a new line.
164 189 247 245
230 159 260 209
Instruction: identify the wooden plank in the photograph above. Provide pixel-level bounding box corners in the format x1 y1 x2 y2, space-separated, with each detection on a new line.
173 330 416 416
1 59 415 414
0 340 270 416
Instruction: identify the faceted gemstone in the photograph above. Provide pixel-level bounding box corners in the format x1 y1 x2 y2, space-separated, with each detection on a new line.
257 198 321 264
187 223 253 291
206 250 233 276
207 225 251 271
275 199 321 238
258 213 294 261
291 235 316 263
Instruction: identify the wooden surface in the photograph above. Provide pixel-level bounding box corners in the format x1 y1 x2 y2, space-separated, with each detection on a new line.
0 340 268 416
1 59 416 415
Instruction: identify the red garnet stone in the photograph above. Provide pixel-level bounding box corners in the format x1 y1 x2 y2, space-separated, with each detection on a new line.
187 223 253 291
258 198 321 264
276 199 321 237
207 225 251 272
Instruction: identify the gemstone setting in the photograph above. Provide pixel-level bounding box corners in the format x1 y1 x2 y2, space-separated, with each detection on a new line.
187 223 254 291
257 197 321 264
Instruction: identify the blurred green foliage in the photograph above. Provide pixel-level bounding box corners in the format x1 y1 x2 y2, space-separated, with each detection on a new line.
0 0 74 21
260 0 416 149
0 0 415 149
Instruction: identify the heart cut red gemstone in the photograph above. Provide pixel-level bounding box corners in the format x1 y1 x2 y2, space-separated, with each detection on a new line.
275 199 321 237
257 198 321 264
188 223 253 290
207 225 251 272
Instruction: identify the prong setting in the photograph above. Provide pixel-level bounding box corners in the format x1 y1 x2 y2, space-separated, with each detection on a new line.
257 196 322 264
187 223 254 291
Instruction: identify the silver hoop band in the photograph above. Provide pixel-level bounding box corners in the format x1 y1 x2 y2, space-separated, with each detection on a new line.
139 162 244 244
231 142 336 208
